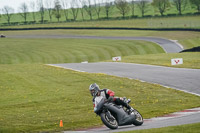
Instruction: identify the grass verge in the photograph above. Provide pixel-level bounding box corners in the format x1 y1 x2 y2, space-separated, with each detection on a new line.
1 15 200 29
118 52 200 69
0 38 164 64
0 64 199 132
1 30 200 49
1 30 199 69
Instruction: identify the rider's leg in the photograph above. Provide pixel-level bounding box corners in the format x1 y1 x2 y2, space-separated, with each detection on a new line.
114 97 132 109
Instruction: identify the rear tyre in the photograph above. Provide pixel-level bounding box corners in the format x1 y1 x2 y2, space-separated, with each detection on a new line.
100 112 118 129
132 109 143 126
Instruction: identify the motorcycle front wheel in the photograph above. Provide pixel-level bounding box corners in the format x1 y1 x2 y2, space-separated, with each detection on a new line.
132 109 143 126
100 112 118 129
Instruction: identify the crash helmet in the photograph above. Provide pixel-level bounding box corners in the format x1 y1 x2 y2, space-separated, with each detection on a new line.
89 83 100 96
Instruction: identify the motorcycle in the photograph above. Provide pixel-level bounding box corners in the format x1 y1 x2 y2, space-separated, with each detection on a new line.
95 97 143 129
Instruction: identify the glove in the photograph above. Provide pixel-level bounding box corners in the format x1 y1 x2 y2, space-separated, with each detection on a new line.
107 96 114 102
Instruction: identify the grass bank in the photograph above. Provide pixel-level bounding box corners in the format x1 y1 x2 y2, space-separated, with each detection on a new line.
0 64 199 132
1 30 199 69
119 53 200 69
1 16 200 30
1 29 200 49
0 38 164 64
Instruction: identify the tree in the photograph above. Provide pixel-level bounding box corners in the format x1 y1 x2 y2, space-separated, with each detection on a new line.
94 0 102 19
173 0 188 15
54 0 62 22
152 0 170 16
79 0 85 20
30 1 36 22
130 0 136 17
190 0 200 12
70 0 79 21
137 0 149 17
37 0 45 23
115 0 130 18
61 0 69 21
45 0 53 22
0 10 1 22
104 0 114 19
19 2 29 23
84 0 94 20
2 6 14 24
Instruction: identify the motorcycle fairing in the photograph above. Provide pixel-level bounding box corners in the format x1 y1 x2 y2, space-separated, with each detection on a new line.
104 103 136 126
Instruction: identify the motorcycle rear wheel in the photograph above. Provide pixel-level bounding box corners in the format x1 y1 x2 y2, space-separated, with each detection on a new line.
100 112 118 129
132 109 143 126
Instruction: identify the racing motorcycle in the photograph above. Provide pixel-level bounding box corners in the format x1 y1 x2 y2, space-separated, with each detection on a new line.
95 97 143 129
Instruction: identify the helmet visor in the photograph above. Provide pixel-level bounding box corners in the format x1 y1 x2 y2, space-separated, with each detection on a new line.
90 89 95 96
90 87 99 96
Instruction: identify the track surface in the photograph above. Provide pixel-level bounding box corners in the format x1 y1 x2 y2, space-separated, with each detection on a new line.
8 35 183 53
64 108 200 133
49 62 200 96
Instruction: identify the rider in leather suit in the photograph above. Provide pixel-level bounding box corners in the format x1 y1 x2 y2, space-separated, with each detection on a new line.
89 83 133 113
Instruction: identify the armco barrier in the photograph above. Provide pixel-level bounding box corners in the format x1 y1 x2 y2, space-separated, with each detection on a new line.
0 27 200 31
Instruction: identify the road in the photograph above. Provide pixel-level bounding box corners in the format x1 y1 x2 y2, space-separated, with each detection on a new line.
49 62 200 96
63 107 200 133
8 35 183 53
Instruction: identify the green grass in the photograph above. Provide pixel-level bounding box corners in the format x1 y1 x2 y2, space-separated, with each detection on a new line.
0 1 198 24
0 64 199 132
1 30 200 69
1 16 200 29
118 123 200 133
119 53 200 69
2 29 200 49
0 38 164 64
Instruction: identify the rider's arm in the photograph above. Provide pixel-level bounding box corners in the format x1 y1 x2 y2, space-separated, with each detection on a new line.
93 98 98 112
106 89 115 97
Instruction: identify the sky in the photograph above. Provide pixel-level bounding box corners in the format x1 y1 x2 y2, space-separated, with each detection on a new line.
0 0 71 13
0 0 36 12
0 0 116 13
0 0 150 13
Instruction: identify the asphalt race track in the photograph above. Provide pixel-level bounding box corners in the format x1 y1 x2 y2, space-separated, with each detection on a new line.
64 108 200 133
8 35 183 53
49 62 200 96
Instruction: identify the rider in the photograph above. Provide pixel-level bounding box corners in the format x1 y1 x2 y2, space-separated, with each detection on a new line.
89 83 133 113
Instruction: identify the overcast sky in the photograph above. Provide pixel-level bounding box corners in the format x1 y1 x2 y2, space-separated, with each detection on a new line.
0 0 35 12
0 0 149 13
0 0 73 13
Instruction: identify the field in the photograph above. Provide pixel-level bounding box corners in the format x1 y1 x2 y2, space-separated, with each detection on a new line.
0 1 198 25
1 16 200 30
0 19 200 132
1 1 200 30
0 64 200 132
0 38 164 64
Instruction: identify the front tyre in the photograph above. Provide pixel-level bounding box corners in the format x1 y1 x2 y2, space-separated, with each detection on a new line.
100 112 118 129
132 109 143 126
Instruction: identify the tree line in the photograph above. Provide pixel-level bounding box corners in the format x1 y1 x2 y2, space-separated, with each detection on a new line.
0 0 199 25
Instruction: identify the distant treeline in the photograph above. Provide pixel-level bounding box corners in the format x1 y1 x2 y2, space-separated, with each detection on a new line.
0 0 199 26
